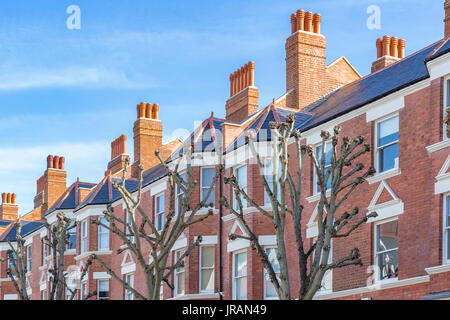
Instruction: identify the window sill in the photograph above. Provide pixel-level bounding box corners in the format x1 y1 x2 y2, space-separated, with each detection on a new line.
425 264 450 275
426 139 450 154
75 250 112 261
306 190 331 203
168 292 220 300
366 168 401 185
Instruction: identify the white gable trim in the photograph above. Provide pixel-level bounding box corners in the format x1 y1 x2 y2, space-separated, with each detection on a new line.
227 220 250 252
435 154 450 194
367 181 404 223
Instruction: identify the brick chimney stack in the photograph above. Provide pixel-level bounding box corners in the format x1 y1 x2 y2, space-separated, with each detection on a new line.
225 61 259 123
445 1 450 38
286 10 331 110
0 193 18 221
132 102 163 177
34 155 67 215
106 134 130 177
371 36 406 73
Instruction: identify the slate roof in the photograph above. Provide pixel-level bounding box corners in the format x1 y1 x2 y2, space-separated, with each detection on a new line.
0 220 11 227
75 175 139 212
224 105 313 153
46 181 96 215
299 40 444 131
170 115 225 160
0 221 45 242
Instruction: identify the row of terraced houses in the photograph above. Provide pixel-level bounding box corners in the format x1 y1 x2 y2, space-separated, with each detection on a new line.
1 2 450 300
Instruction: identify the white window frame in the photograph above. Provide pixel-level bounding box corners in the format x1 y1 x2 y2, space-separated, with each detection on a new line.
97 217 110 251
125 273 134 300
66 221 77 251
444 77 450 141
233 164 248 210
81 220 88 254
201 166 216 208
174 249 185 297
263 246 280 300
374 217 399 283
199 245 215 293
444 194 450 264
42 290 47 300
313 141 333 195
80 282 87 300
42 241 47 266
232 249 247 300
175 172 186 216
264 158 282 206
26 245 32 273
374 113 399 174
97 279 109 300
155 193 165 232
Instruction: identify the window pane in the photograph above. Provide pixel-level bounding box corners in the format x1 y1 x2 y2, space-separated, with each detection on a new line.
377 250 398 280
378 116 399 146
235 166 247 208
177 273 185 294
201 247 214 268
446 196 450 227
376 221 398 252
379 143 399 172
316 142 332 192
201 269 214 292
234 252 247 277
235 277 247 300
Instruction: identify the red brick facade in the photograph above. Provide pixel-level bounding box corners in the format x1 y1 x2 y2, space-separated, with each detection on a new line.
1 4 450 301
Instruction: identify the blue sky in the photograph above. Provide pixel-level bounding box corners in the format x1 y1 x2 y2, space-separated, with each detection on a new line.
0 0 444 215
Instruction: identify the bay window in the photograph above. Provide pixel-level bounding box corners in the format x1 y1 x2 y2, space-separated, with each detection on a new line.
66 221 76 250
26 245 32 272
175 173 186 216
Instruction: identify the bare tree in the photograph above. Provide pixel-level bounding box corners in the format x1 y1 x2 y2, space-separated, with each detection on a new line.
91 143 219 300
221 114 377 300
0 213 92 300
0 222 30 300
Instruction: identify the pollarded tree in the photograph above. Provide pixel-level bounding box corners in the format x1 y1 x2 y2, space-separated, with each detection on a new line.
1 213 92 300
221 114 377 300
91 143 219 300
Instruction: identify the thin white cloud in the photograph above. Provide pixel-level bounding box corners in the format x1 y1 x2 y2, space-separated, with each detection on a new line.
0 66 159 90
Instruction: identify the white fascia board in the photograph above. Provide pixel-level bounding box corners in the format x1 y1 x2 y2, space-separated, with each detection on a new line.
224 142 272 169
46 209 73 225
74 205 107 221
306 222 319 239
171 237 187 251
427 53 450 80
